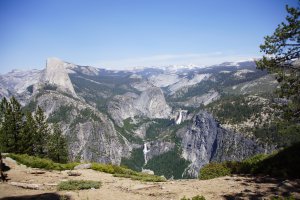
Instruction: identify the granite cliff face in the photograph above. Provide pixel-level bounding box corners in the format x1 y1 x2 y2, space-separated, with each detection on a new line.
108 87 171 126
41 58 77 97
0 58 278 179
32 91 130 164
178 111 265 178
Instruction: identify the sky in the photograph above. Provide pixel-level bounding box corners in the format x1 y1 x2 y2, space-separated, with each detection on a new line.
0 0 298 74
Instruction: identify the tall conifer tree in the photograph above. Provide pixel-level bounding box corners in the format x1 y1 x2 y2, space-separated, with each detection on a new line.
19 112 36 155
34 106 50 157
47 123 68 163
9 97 24 153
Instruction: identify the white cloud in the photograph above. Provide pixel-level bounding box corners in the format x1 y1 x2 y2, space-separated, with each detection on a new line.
92 52 259 69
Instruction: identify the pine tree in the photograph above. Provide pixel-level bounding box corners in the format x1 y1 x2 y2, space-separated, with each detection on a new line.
256 2 300 122
9 97 24 153
19 112 36 155
0 97 24 153
47 123 68 163
34 106 50 157
0 98 10 152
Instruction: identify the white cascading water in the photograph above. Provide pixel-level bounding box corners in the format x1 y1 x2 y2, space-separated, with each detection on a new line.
175 110 183 124
143 142 150 165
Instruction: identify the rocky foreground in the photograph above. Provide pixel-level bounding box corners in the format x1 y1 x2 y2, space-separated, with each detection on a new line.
0 157 299 200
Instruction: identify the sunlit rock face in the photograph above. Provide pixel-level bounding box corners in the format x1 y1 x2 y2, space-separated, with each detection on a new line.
178 111 265 178
108 87 172 126
41 57 77 97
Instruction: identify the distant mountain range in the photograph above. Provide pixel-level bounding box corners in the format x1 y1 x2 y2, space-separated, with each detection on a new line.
0 57 278 178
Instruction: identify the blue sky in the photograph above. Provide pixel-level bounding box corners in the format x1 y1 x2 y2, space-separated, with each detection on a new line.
0 0 297 73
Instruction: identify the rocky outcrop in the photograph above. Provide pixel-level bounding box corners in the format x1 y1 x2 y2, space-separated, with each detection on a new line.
177 111 265 178
41 58 77 97
179 90 220 107
108 87 172 126
145 141 175 162
33 91 130 165
0 69 42 102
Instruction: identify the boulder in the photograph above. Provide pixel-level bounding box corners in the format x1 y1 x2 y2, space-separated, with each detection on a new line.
74 163 91 170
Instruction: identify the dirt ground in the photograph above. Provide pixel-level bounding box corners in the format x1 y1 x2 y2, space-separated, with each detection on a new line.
0 157 299 200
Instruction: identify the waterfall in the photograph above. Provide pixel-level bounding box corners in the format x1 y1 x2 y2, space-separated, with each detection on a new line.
143 142 150 165
175 110 183 124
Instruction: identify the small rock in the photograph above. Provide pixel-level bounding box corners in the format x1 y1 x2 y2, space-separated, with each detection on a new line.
67 171 82 176
10 182 43 190
142 169 154 175
30 170 46 174
74 163 91 170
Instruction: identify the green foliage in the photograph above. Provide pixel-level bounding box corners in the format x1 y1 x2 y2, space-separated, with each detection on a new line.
256 2 300 123
1 98 70 163
122 117 138 130
115 118 143 144
57 180 101 191
8 154 78 170
69 108 101 127
181 195 206 200
206 94 263 124
9 153 164 182
205 94 300 148
145 119 173 139
0 97 24 153
47 105 73 124
34 106 51 157
0 97 69 162
91 163 115 174
113 173 166 182
80 108 100 122
47 123 69 163
223 154 269 175
145 148 190 179
271 195 296 200
120 147 144 172
21 100 37 113
253 121 300 147
91 163 166 182
19 112 36 155
254 142 300 178
199 162 231 180
216 142 300 179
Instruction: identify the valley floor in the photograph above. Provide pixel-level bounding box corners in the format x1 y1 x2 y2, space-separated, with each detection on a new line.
0 158 299 200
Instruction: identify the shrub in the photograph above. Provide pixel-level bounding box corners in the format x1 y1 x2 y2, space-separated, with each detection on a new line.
181 195 206 200
223 142 300 179
113 173 166 182
91 163 115 174
223 153 269 175
254 142 300 178
8 154 78 170
271 195 295 200
91 162 166 182
199 163 231 180
57 180 101 190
